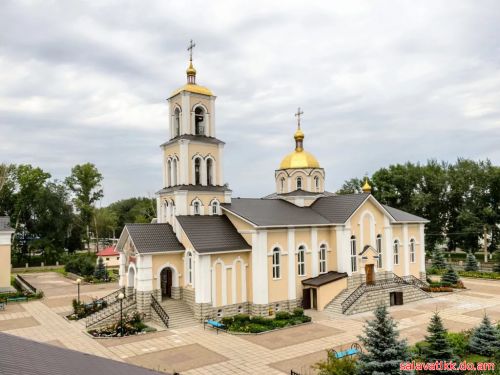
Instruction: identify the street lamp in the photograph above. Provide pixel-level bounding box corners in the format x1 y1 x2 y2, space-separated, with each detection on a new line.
117 292 125 337
76 278 81 304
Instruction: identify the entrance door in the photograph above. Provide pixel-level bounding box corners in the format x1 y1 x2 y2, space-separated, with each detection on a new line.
311 288 318 309
160 268 172 298
302 289 311 309
365 264 375 285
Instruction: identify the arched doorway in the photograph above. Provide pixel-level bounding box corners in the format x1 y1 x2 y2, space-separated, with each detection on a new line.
128 265 136 289
160 267 173 299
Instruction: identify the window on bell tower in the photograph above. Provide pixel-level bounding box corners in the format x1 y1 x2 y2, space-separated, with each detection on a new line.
296 177 302 190
206 158 213 185
194 158 201 185
174 108 181 137
195 107 205 135
280 177 285 193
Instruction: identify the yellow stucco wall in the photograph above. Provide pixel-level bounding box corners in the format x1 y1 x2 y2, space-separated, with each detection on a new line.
211 252 249 307
316 277 348 311
0 244 11 289
151 252 185 290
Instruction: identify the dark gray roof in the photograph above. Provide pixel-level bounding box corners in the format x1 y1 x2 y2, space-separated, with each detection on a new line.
160 134 225 147
0 216 13 231
310 193 370 223
0 332 167 375
126 223 185 253
222 198 330 226
302 271 348 287
383 205 428 223
263 190 336 199
157 184 231 194
176 215 251 253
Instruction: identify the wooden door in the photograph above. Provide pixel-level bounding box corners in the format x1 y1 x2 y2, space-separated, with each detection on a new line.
365 264 375 285
302 289 311 309
395 291 403 305
166 268 172 298
161 268 173 298
312 288 318 309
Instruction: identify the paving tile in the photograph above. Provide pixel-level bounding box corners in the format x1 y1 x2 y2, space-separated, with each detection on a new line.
0 316 40 331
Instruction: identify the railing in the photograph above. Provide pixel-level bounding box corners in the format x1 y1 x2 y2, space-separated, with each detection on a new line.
401 275 429 289
86 294 136 328
15 274 37 294
98 287 126 306
151 294 169 328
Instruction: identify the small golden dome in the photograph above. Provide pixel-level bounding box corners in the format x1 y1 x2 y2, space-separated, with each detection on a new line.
280 150 320 169
294 128 304 140
186 61 196 76
362 177 372 193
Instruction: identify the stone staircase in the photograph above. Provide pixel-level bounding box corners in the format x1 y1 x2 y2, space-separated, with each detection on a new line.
324 288 352 316
154 298 198 329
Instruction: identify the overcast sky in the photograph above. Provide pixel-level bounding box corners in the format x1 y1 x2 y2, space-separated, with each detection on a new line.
1 1 499 205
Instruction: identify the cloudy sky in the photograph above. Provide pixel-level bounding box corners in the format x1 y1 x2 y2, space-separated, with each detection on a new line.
1 1 499 205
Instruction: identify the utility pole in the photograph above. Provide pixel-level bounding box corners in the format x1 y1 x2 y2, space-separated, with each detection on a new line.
483 225 488 263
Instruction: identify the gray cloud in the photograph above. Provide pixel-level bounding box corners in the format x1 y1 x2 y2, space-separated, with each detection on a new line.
1 0 499 204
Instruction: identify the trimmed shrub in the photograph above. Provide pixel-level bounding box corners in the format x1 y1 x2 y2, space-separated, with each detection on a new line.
446 331 469 357
293 307 304 317
233 314 250 324
271 320 289 329
275 311 291 320
250 316 270 325
245 323 268 333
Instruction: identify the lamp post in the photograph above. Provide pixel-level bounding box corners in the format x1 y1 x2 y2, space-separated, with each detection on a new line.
117 292 125 337
76 278 81 304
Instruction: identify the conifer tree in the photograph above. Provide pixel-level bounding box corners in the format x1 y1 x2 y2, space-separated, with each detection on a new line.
432 249 447 270
469 315 500 357
94 256 106 280
357 304 409 375
464 251 479 272
441 266 459 285
421 312 455 370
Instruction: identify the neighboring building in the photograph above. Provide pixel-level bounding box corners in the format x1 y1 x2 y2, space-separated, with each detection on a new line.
0 332 169 375
96 246 120 268
0 217 14 293
117 49 430 321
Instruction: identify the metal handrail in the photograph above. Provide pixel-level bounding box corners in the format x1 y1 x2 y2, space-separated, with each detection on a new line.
98 287 126 306
86 297 136 328
151 294 169 328
15 274 37 294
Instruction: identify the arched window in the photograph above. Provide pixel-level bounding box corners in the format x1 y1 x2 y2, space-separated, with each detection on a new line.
174 108 181 137
376 234 382 268
319 244 327 273
211 200 219 215
409 238 416 263
350 235 357 272
166 159 172 187
206 158 213 185
187 252 193 284
163 200 168 222
280 177 285 193
296 177 302 190
172 159 177 186
272 247 280 279
297 245 305 276
194 201 201 215
393 239 400 265
195 107 205 135
194 157 201 185
314 176 319 191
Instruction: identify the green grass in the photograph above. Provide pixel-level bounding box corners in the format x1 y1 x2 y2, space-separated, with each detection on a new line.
16 266 66 274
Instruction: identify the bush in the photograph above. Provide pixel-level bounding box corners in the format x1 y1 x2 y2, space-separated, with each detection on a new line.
245 323 268 333
293 307 304 317
220 316 234 326
275 311 291 320
441 266 460 285
250 316 270 325
233 314 250 324
446 331 469 357
315 354 357 375
465 252 479 272
271 320 289 329
64 253 97 277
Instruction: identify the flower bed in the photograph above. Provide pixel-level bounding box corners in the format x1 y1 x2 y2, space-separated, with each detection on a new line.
88 312 155 337
67 298 107 320
422 280 465 293
221 308 311 334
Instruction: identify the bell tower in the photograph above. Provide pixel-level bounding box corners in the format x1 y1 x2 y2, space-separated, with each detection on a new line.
157 41 231 224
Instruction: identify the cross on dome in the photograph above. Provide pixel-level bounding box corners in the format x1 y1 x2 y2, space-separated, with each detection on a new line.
295 107 304 129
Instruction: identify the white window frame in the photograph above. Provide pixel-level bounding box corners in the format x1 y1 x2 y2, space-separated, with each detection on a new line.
194 201 201 215
409 238 416 263
393 239 400 265
319 244 327 273
211 200 219 215
314 176 319 191
296 177 302 190
350 236 357 272
297 245 305 276
272 247 281 279
187 252 193 285
376 234 382 268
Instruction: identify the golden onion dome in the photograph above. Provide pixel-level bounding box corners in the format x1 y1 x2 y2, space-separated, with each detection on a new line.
279 123 320 169
169 58 214 98
362 177 372 193
186 61 196 76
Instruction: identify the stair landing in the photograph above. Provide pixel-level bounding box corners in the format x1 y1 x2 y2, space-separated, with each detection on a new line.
159 298 199 329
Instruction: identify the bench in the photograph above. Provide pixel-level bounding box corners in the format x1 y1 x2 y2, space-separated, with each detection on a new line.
203 319 226 334
0 301 5 310
328 343 362 359
6 296 28 303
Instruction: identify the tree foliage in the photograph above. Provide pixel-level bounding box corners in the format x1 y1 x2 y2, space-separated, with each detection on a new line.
468 315 500 357
432 249 447 270
464 251 479 272
421 312 455 372
441 266 460 285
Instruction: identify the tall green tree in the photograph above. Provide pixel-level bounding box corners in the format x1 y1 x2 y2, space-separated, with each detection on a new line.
464 251 479 272
421 312 455 372
356 304 409 375
469 315 500 356
65 163 104 251
107 197 156 235
336 178 363 195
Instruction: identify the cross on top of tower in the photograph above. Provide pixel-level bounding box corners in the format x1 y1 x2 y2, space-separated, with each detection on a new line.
295 107 304 129
187 39 196 61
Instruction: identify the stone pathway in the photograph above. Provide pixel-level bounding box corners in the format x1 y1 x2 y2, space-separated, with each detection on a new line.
0 272 498 374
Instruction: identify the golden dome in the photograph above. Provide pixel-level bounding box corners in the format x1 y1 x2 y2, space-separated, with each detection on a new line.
169 83 214 98
294 128 304 140
280 149 320 169
186 61 196 76
362 177 372 193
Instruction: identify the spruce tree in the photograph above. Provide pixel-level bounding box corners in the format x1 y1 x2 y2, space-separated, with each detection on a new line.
421 312 455 371
464 252 479 272
356 304 409 375
469 315 500 356
94 256 106 280
492 250 500 273
432 249 447 270
441 266 459 285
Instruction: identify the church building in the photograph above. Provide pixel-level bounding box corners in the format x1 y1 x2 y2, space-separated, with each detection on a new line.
117 45 430 322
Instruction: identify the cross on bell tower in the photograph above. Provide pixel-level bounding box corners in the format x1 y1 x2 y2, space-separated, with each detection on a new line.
295 107 304 129
186 39 197 84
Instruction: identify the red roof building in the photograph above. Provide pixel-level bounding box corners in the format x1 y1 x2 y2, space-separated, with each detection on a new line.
96 246 119 257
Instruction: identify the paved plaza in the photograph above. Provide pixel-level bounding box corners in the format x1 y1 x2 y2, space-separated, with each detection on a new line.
1 272 499 374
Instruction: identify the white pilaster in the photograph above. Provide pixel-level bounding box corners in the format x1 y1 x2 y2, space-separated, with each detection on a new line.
210 97 216 137
251 230 268 304
419 224 426 274
118 252 126 287
287 228 296 301
403 224 410 276
195 254 212 304
135 254 153 292
335 226 346 273
384 217 394 272
342 225 353 275
181 94 190 134
179 140 189 185
217 143 224 186
311 228 319 277
175 191 188 216
201 158 207 186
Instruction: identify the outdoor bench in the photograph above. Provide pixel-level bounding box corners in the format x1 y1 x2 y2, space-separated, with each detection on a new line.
6 296 28 303
203 319 226 334
328 343 362 359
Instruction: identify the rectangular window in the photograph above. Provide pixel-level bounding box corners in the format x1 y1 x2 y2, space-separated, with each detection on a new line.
376 236 382 268
297 250 305 276
272 250 280 279
410 241 416 263
350 238 357 272
319 246 327 273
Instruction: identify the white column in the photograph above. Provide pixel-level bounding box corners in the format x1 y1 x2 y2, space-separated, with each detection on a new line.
419 224 426 275
162 154 166 187
210 97 216 137
201 158 207 186
384 217 394 272
195 254 212 304
287 228 296 301
251 230 268 304
205 113 211 136
217 144 224 186
179 140 189 185
342 226 353 275
403 224 410 276
311 228 319 277
135 255 153 292
181 94 190 134
118 252 126 287
335 226 346 273
169 114 174 138
190 111 195 134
